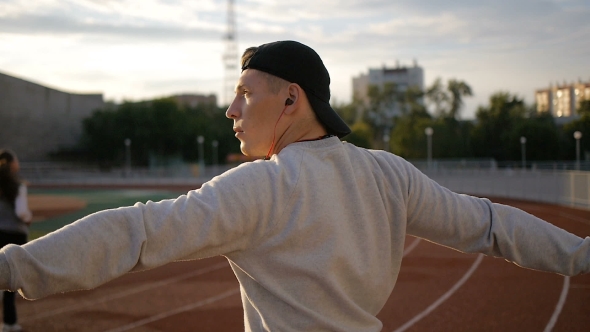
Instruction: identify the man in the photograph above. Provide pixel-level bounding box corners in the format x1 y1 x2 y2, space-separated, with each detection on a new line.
0 41 589 332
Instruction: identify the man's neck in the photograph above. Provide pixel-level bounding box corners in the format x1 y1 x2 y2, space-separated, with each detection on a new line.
271 122 328 156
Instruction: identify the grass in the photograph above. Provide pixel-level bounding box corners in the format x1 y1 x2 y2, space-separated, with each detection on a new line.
28 188 187 240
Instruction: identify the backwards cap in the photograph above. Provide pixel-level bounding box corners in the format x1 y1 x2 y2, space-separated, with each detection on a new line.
242 40 351 138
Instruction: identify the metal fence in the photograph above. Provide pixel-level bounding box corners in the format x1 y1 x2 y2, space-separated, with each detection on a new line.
414 162 590 209
19 161 232 188
20 159 590 210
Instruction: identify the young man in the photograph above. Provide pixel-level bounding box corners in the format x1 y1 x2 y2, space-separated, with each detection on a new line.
0 41 589 332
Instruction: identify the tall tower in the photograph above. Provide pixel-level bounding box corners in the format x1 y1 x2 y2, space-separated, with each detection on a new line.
222 0 238 107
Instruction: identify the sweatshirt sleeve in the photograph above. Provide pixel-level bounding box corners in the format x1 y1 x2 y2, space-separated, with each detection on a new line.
402 160 590 276
0 162 282 300
15 184 32 223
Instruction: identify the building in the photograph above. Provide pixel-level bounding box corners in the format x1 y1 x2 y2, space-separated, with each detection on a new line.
352 61 424 120
535 79 590 120
0 71 222 161
170 93 217 108
0 71 104 161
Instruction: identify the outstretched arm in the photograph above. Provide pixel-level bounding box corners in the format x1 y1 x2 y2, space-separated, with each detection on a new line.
402 160 590 276
0 162 279 300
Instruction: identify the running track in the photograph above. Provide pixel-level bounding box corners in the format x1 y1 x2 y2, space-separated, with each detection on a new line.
15 198 590 331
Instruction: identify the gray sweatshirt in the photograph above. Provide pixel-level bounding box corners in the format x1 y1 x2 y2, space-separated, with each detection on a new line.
0 137 589 331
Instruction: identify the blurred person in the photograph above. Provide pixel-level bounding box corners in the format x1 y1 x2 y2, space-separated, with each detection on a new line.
0 150 31 332
0 41 589 332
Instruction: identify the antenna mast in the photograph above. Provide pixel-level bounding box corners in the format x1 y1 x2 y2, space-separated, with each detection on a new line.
222 0 238 106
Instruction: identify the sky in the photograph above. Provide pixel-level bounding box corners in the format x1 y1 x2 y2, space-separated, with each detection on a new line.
1 0 589 119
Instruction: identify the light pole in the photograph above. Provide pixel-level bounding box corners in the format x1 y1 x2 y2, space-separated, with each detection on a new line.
574 131 582 170
425 127 433 169
197 135 205 174
124 138 131 177
382 132 390 152
520 136 526 170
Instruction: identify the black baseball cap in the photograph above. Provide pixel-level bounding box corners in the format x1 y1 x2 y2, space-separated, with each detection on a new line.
241 40 351 138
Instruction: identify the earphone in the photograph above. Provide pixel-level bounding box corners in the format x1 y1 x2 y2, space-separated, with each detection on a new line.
265 99 294 160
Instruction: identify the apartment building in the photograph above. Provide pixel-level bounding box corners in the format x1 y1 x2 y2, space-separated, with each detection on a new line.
535 79 590 119
352 61 424 120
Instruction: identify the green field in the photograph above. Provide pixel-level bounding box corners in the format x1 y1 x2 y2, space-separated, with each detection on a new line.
28 188 187 239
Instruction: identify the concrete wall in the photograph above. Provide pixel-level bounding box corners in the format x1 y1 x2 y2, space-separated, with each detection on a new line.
422 168 590 210
0 71 104 161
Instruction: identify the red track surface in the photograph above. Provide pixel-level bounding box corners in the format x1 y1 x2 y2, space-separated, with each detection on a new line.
15 198 590 331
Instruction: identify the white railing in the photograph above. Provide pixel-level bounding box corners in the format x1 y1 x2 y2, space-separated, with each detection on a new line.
420 168 590 210
20 160 590 209
19 162 231 187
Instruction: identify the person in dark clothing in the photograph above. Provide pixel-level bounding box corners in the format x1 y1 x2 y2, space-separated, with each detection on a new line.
0 150 31 332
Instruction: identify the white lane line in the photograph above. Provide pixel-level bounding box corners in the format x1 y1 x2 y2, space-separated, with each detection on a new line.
517 204 584 331
100 238 419 332
393 254 484 332
22 261 229 322
403 238 421 257
104 288 241 332
543 276 570 332
97 238 420 331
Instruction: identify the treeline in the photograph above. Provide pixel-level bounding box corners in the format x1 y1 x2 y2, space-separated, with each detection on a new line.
79 98 240 168
76 80 590 168
334 79 590 162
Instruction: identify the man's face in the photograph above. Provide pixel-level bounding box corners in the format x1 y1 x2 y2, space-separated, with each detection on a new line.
226 69 285 157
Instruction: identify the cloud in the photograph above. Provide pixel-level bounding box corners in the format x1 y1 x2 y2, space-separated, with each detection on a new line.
0 0 224 40
1 0 589 118
0 14 222 42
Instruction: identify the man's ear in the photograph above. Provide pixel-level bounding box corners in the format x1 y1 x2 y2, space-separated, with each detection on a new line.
284 83 302 115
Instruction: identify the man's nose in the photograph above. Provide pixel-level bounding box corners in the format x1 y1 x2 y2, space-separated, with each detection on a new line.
226 99 239 119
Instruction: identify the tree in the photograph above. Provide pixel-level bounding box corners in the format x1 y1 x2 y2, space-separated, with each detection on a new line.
470 92 525 161
363 82 403 149
447 79 473 120
509 110 560 161
332 97 361 126
345 121 373 149
181 102 240 165
80 99 239 168
80 106 122 169
401 86 427 116
578 99 590 117
424 78 472 120
81 99 192 167
561 99 590 160
390 109 432 158
425 78 449 117
427 117 474 159
422 78 474 158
